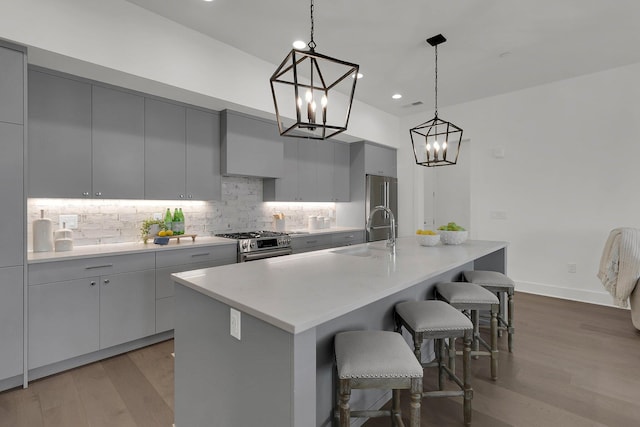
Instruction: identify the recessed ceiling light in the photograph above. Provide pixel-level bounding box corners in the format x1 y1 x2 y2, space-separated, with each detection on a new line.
292 40 306 49
351 73 363 79
392 94 402 100
203 0 214 2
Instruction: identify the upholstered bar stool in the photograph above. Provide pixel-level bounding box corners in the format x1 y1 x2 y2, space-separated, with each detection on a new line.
435 282 500 381
463 270 515 352
394 300 474 426
334 330 423 427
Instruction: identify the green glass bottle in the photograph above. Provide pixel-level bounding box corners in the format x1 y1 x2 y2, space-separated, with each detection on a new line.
164 208 172 231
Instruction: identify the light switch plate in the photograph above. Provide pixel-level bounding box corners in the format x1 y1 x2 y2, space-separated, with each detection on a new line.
230 308 241 340
59 214 78 229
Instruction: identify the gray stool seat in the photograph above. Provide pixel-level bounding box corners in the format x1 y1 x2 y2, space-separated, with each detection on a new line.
436 282 500 381
335 331 423 427
463 270 515 352
394 300 473 426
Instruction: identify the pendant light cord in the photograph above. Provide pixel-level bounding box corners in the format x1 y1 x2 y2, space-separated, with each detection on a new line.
434 44 438 117
308 0 316 51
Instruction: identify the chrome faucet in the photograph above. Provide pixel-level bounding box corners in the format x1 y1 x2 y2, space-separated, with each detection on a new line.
367 205 396 254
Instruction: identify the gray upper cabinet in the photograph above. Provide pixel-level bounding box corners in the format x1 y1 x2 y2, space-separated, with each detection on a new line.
28 70 92 198
221 110 283 178
186 108 221 200
144 98 187 200
0 122 24 267
333 142 350 202
92 86 145 199
364 142 397 177
263 139 350 202
0 46 24 125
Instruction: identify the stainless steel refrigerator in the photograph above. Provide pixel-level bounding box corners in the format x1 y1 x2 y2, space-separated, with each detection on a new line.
365 174 398 242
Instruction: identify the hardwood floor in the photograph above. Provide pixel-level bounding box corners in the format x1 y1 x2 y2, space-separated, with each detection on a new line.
0 293 639 427
0 340 174 427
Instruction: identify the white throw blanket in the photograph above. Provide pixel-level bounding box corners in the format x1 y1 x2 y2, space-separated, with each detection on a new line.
597 228 640 310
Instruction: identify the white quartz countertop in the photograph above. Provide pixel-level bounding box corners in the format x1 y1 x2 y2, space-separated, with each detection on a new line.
173 238 508 334
27 236 235 264
286 226 364 236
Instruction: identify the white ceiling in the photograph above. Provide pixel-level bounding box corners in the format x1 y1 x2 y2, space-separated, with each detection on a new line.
126 0 640 117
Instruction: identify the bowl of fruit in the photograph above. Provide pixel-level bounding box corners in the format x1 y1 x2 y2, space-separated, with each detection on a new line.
415 229 441 246
437 222 468 245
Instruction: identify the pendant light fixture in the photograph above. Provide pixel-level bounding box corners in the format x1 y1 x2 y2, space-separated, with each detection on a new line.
410 34 463 167
270 0 360 140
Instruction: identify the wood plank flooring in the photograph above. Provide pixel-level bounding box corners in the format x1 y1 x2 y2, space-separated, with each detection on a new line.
0 293 639 426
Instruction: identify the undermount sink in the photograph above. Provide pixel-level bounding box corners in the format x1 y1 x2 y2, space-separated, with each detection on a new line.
332 244 394 258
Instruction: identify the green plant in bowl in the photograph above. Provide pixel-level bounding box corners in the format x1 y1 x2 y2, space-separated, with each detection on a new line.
140 218 166 243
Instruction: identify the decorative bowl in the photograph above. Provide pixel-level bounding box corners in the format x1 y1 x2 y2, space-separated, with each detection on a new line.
416 233 440 246
438 230 468 245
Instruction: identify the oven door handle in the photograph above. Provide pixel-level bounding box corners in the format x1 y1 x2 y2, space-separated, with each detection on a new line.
241 248 293 262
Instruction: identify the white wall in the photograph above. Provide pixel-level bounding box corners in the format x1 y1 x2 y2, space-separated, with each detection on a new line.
402 61 640 306
0 0 399 145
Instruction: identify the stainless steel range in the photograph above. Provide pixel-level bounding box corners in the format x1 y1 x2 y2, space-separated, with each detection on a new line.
215 231 292 262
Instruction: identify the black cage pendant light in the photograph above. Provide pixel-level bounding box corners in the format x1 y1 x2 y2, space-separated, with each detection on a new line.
410 34 463 167
270 0 360 140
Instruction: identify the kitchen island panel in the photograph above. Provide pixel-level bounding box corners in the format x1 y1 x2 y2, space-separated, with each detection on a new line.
174 285 316 427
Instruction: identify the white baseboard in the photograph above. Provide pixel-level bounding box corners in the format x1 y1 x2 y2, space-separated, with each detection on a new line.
515 280 628 309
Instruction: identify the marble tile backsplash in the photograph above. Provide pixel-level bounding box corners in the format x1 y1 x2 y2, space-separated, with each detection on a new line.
27 176 336 249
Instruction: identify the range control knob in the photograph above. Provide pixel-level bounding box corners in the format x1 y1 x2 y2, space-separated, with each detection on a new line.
250 242 257 249
241 241 248 250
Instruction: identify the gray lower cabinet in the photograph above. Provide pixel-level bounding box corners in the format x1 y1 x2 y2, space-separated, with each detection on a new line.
28 69 92 198
92 85 145 199
28 253 156 369
330 231 365 247
291 234 333 254
99 269 156 348
28 277 100 369
0 266 23 380
155 244 236 332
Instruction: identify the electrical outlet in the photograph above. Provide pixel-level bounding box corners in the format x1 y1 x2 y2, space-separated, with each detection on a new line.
59 214 78 229
568 263 577 273
153 212 163 220
230 308 241 340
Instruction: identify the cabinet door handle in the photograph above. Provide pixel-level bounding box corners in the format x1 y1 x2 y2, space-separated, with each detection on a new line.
103 279 110 284
90 281 96 286
83 192 90 197
179 194 185 199
85 264 113 270
95 191 102 197
191 252 211 258
188 194 193 199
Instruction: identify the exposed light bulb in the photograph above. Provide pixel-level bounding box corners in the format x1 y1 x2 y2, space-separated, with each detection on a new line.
297 96 302 108
321 94 327 107
426 142 432 151
311 100 317 112
434 141 440 152
442 141 447 150
305 89 313 103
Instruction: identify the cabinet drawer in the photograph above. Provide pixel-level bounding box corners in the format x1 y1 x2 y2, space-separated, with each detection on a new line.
155 244 236 268
28 252 155 285
331 231 365 247
291 234 332 252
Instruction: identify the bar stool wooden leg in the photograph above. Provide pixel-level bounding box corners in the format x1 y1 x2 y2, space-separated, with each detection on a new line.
448 337 456 376
471 310 480 359
463 329 472 427
438 338 446 390
491 305 499 381
413 333 423 363
507 289 514 352
338 378 351 427
410 378 423 427
391 389 401 427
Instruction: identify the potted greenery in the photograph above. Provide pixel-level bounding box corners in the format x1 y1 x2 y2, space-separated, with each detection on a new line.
140 218 166 243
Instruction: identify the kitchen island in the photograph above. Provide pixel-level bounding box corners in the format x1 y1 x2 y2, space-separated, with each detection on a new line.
172 238 508 427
